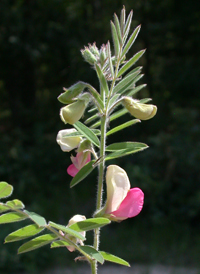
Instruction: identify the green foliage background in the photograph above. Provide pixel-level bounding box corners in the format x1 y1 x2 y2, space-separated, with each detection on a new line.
0 0 200 273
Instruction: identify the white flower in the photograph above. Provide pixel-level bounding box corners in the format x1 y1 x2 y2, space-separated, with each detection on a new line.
56 129 82 152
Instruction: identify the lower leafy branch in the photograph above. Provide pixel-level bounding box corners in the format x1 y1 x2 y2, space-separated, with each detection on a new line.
0 181 130 267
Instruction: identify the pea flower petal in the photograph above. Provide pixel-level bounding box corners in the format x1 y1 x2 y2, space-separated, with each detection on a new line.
104 165 144 221
67 151 91 177
56 129 82 152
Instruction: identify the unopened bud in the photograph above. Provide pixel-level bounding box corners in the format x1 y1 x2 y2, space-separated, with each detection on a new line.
123 97 157 120
60 99 88 125
81 48 97 65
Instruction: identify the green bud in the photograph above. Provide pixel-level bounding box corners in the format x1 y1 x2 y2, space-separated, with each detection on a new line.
88 43 100 57
58 82 85 104
81 48 97 65
60 99 88 125
123 97 157 120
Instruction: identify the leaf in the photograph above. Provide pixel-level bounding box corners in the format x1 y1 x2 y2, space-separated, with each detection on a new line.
63 128 100 137
107 41 114 78
105 142 148 160
107 93 121 111
0 212 27 224
120 73 144 95
121 25 141 57
114 13 122 45
5 224 45 243
79 245 104 264
69 218 110 232
106 119 141 136
117 49 146 77
18 234 58 254
6 199 25 210
0 182 13 199
0 203 9 213
113 69 141 94
70 160 96 188
74 121 99 147
51 240 71 248
87 84 104 110
125 84 147 97
111 21 120 57
106 141 148 151
84 113 99 125
95 64 109 96
100 251 130 267
48 221 85 241
24 210 46 227
123 10 133 44
110 108 128 122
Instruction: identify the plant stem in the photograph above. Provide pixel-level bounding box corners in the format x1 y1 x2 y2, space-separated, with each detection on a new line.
91 114 107 274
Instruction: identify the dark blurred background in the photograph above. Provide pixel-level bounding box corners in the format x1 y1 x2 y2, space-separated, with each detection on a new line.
0 0 200 273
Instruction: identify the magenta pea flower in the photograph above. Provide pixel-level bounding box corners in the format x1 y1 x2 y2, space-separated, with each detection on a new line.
103 165 144 221
67 151 91 177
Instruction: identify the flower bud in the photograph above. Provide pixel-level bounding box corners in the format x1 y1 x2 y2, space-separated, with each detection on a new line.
60 99 88 125
58 82 85 104
123 97 157 120
88 43 100 57
81 47 97 65
66 215 86 252
56 129 82 152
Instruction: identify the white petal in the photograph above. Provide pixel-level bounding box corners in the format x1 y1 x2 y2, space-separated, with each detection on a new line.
105 165 130 213
56 129 82 152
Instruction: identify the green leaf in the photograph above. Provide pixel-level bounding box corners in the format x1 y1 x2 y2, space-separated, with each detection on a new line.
5 224 45 243
87 84 104 110
18 234 58 254
107 41 114 78
84 113 99 125
69 218 110 232
106 141 148 151
48 221 85 241
125 83 147 97
107 93 121 111
111 21 120 57
106 119 141 136
110 108 128 122
117 49 146 77
70 160 96 188
123 10 133 44
120 6 126 34
114 13 122 45
0 203 9 213
105 142 148 160
6 199 24 210
79 245 104 264
51 240 70 248
113 69 141 94
100 251 130 267
95 64 109 96
0 212 27 224
0 182 13 199
121 25 141 57
74 121 99 147
63 128 100 137
120 73 144 95
24 210 46 227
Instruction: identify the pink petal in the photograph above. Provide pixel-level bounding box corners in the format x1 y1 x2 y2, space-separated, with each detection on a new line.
111 187 144 220
67 164 79 177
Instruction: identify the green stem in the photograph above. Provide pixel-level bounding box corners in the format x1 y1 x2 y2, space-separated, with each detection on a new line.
91 114 107 274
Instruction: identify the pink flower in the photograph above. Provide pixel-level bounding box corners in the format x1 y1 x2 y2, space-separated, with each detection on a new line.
67 151 91 177
104 165 144 221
